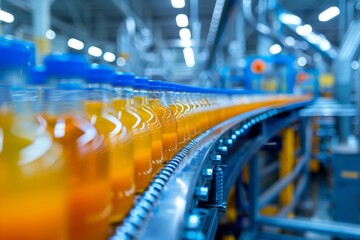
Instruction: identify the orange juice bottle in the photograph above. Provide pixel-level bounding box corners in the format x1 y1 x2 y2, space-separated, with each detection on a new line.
0 37 67 240
132 77 163 174
151 82 178 161
170 84 194 143
181 89 198 139
161 82 189 150
0 88 67 240
111 73 152 192
44 53 111 240
85 65 135 222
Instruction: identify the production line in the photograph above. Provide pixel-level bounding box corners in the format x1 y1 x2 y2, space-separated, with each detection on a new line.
1 0 360 239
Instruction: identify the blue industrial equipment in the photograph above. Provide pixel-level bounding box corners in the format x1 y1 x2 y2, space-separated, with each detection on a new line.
331 150 360 224
243 55 296 93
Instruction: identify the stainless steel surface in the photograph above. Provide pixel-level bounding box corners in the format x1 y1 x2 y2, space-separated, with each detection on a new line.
300 98 358 117
335 18 360 141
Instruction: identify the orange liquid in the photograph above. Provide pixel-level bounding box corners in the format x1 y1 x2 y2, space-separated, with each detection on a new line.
45 114 111 240
113 98 152 192
168 102 187 149
134 96 163 174
0 112 67 240
84 101 135 223
148 99 178 162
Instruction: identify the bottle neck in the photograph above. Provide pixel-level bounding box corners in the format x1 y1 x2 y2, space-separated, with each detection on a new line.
49 76 86 89
113 86 134 105
0 85 12 111
148 90 161 100
43 88 85 116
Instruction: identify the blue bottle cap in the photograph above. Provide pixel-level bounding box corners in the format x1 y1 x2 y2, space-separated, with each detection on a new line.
133 77 149 89
148 80 163 90
0 36 35 69
112 72 135 87
87 64 115 84
44 53 88 77
27 66 47 85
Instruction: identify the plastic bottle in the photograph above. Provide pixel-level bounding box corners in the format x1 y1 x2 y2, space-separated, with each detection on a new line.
148 80 178 162
86 65 135 222
161 82 189 150
132 77 163 174
0 37 67 240
43 53 111 240
111 72 152 192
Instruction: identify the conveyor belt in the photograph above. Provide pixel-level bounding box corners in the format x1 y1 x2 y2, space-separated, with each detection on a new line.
110 99 313 240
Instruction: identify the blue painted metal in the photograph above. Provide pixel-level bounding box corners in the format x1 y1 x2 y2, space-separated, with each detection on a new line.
278 169 308 217
257 232 307 240
243 55 296 93
256 216 360 239
257 153 308 210
331 151 360 224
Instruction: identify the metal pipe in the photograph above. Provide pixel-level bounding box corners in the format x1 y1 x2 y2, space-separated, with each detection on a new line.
256 216 360 238
277 171 307 217
205 0 239 69
334 18 360 143
259 161 279 177
258 154 307 209
241 0 290 50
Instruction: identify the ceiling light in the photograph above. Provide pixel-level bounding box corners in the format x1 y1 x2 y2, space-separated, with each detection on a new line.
351 61 359 70
279 13 301 25
176 14 189 28
296 24 312 36
46 29 56 40
319 39 331 51
269 44 282 55
297 57 307 67
0 9 14 23
67 38 84 50
171 0 185 8
88 46 102 57
319 6 340 22
116 57 126 67
103 52 116 62
179 28 191 40
285 36 295 46
183 47 195 67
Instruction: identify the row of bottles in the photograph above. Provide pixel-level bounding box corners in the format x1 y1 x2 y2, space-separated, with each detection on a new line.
0 36 310 240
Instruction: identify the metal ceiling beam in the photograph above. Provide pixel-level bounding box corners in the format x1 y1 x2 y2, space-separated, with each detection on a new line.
334 18 360 142
6 0 114 47
205 0 239 69
111 0 148 30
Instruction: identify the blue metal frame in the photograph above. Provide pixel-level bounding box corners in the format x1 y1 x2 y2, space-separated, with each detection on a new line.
243 55 297 93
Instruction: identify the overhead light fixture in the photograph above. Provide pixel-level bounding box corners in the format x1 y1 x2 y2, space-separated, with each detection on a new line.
67 38 84 50
319 39 331 51
46 29 56 40
103 52 116 62
88 46 102 57
176 14 189 28
279 13 301 25
183 47 195 67
0 9 14 23
285 36 295 47
318 6 340 22
296 24 312 36
116 57 126 67
297 57 307 67
171 0 185 8
351 61 359 70
269 44 282 55
179 28 191 40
